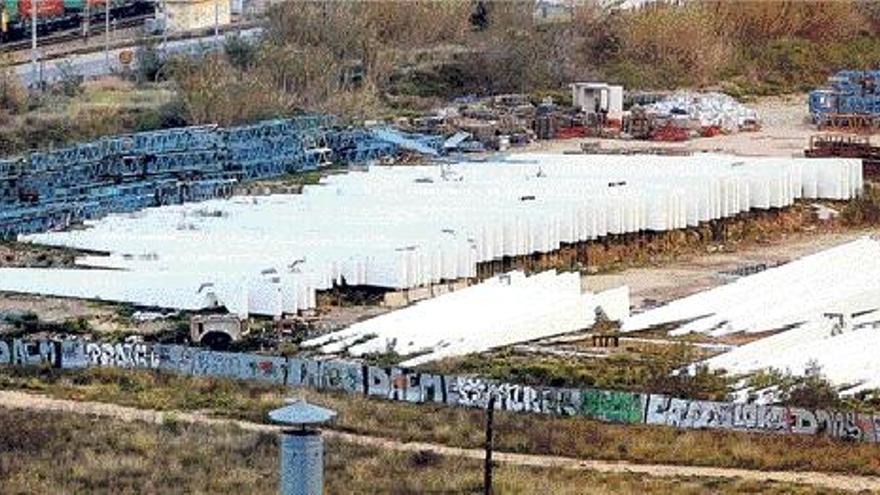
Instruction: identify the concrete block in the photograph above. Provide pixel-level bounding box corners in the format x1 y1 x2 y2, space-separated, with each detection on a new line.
407 286 431 303
450 280 469 292
383 291 408 308
431 283 450 297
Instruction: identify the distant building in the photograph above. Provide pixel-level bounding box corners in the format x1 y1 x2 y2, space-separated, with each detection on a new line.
570 82 624 118
161 0 231 33
534 0 575 21
605 0 687 9
536 0 687 16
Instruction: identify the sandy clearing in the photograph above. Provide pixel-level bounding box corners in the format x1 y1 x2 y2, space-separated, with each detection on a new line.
582 230 869 309
530 94 818 158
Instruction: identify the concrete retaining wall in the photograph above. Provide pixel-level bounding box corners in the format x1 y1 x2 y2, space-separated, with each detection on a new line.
3 338 877 443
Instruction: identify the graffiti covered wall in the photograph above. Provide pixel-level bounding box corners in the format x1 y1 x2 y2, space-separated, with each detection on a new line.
2 338 879 444
580 389 645 424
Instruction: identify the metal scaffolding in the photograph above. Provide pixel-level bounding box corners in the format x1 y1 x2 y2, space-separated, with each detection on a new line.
0 115 407 239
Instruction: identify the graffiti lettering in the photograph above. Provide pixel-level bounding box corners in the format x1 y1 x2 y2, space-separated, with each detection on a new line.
3 338 879 444
320 361 363 394
60 340 89 369
153 344 197 374
12 339 57 367
287 359 323 389
86 342 158 369
450 377 496 409
539 387 580 416
240 354 288 385
0 340 10 365
417 372 446 404
580 389 644 423
366 366 391 397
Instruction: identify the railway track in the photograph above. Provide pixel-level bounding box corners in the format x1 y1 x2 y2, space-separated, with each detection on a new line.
3 19 263 69
2 14 151 53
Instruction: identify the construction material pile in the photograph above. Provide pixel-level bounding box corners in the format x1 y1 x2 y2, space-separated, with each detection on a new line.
0 116 402 239
0 153 861 317
624 237 880 336
703 309 880 394
304 270 629 366
810 70 880 129
648 92 760 133
397 94 534 152
624 237 880 392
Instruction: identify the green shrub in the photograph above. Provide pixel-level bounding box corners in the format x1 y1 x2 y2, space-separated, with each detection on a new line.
841 184 880 226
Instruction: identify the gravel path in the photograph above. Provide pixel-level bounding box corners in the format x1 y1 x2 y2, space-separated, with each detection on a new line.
1 390 879 492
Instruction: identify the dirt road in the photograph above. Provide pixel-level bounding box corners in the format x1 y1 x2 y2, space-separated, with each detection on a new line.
582 230 869 309
1 390 879 492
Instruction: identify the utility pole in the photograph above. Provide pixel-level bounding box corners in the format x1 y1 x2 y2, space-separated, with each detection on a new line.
161 0 168 46
213 0 219 39
484 394 496 495
104 0 110 69
83 0 90 41
30 0 37 89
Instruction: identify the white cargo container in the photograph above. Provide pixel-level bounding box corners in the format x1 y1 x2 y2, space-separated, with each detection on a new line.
570 82 624 119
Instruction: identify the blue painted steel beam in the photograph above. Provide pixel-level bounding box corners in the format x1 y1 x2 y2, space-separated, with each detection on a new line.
0 115 421 237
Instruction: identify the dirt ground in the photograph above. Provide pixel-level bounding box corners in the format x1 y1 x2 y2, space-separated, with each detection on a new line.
0 293 110 323
582 229 869 311
308 305 391 335
531 94 824 157
0 292 175 336
0 242 80 268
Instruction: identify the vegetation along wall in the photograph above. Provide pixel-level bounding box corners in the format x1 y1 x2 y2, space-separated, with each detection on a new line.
2 338 878 443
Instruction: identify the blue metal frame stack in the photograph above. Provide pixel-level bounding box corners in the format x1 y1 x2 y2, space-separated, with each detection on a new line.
809 70 880 123
0 115 406 239
326 129 398 164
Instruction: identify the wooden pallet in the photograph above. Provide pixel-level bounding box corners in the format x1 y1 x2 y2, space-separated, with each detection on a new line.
817 114 880 133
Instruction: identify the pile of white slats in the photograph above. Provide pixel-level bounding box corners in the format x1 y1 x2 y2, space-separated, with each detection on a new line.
0 153 861 317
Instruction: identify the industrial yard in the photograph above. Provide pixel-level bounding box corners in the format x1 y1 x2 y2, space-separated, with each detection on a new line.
5 1 880 494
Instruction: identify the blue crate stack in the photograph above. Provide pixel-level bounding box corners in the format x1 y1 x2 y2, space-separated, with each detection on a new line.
809 70 880 123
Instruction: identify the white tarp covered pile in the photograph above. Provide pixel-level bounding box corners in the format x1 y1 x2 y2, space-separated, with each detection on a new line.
304 270 630 366
0 153 862 317
623 237 880 336
702 310 880 393
648 92 759 131
624 236 880 390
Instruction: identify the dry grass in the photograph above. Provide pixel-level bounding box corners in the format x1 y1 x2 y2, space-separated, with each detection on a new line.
709 1 867 44
169 0 880 121
420 343 730 400
841 183 880 226
609 1 880 93
2 367 880 477
0 78 183 157
613 5 729 88
0 407 847 494
74 80 176 110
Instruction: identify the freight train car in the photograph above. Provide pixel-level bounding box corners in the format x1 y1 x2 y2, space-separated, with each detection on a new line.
0 0 151 42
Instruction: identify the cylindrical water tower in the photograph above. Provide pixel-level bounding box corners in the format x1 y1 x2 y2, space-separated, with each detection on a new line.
268 399 337 495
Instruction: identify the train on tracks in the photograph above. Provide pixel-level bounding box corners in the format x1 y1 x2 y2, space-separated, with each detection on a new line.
0 0 152 43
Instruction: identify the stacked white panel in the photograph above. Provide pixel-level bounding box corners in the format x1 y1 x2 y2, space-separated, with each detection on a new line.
304 270 631 366
0 153 861 317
